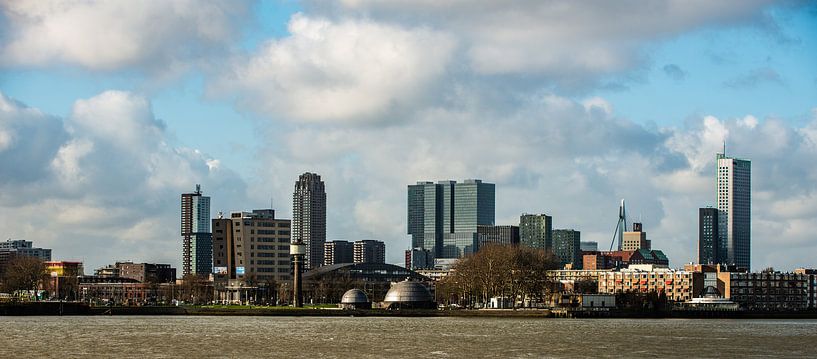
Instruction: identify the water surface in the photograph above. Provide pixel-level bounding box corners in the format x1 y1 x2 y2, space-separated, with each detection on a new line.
2 316 816 358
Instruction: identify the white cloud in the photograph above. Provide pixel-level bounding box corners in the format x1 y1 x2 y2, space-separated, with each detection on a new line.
0 91 249 270
213 13 456 123
0 0 250 72
320 0 773 84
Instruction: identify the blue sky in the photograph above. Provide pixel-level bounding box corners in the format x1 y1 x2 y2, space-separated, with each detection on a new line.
1 1 816 272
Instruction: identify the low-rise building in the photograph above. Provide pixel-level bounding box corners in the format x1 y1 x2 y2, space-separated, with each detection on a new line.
794 268 816 309
598 268 702 302
719 270 809 310
116 262 176 283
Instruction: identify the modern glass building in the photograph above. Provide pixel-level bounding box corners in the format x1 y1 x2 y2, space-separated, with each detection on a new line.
453 179 495 233
519 213 552 251
181 184 211 276
717 153 751 269
407 179 495 259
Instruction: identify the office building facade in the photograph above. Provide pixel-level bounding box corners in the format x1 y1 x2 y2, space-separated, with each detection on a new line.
353 240 386 264
181 185 211 276
553 229 581 269
698 207 723 265
717 153 751 269
292 172 327 270
407 179 495 259
212 210 292 283
519 214 552 251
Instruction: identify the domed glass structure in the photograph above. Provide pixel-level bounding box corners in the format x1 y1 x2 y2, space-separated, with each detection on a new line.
383 281 436 309
339 289 371 309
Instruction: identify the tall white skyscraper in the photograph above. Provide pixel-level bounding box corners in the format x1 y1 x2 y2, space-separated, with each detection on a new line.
292 172 326 270
716 152 751 269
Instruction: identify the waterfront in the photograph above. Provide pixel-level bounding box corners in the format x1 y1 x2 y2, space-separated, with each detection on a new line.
1 316 816 358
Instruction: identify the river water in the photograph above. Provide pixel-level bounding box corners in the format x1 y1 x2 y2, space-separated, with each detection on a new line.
2 316 816 358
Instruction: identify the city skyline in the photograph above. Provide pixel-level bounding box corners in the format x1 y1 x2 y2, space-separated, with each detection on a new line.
1 2 816 272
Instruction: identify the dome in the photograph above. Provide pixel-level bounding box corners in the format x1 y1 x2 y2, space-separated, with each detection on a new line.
341 289 370 304
383 281 434 304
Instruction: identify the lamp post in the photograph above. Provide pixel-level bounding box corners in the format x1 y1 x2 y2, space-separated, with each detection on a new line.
290 240 306 307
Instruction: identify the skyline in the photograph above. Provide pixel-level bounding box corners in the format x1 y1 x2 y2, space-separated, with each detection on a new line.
1 1 817 272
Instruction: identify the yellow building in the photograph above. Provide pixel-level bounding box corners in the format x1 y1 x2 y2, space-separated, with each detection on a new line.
45 261 84 277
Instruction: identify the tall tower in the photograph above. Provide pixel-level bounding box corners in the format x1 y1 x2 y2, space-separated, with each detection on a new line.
717 152 751 269
181 184 212 276
292 172 327 270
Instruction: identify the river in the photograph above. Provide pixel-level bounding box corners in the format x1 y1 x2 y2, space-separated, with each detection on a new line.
2 316 816 357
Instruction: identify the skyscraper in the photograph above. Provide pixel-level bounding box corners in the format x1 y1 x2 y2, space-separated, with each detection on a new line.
407 179 495 259
717 152 751 269
698 207 722 265
453 179 495 233
292 172 327 270
181 184 211 276
519 214 552 251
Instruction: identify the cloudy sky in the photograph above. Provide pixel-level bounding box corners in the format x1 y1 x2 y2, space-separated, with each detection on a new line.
1 1 816 272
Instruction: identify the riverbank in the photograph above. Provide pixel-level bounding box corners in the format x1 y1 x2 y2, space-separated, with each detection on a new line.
3 302 817 319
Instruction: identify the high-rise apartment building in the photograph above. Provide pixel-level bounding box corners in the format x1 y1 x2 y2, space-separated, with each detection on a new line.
477 225 520 247
212 209 292 282
181 185 211 276
553 229 581 269
519 214 552 251
324 240 354 266
698 207 723 265
353 240 386 264
292 173 327 270
407 179 494 259
717 153 751 269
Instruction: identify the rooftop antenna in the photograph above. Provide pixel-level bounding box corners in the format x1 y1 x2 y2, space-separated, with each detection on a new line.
270 196 274 210
195 184 201 195
723 140 726 156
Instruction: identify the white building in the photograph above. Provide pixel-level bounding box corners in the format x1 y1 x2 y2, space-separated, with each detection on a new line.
716 152 751 269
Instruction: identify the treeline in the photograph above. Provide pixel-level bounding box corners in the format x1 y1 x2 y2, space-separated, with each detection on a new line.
437 244 561 308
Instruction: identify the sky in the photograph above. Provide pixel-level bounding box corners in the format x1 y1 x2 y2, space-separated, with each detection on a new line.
1 0 816 272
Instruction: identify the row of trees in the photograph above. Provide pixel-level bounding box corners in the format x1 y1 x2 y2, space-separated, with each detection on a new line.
437 244 562 308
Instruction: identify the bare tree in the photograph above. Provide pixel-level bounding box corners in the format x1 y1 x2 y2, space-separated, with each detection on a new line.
1 256 47 301
444 245 560 308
